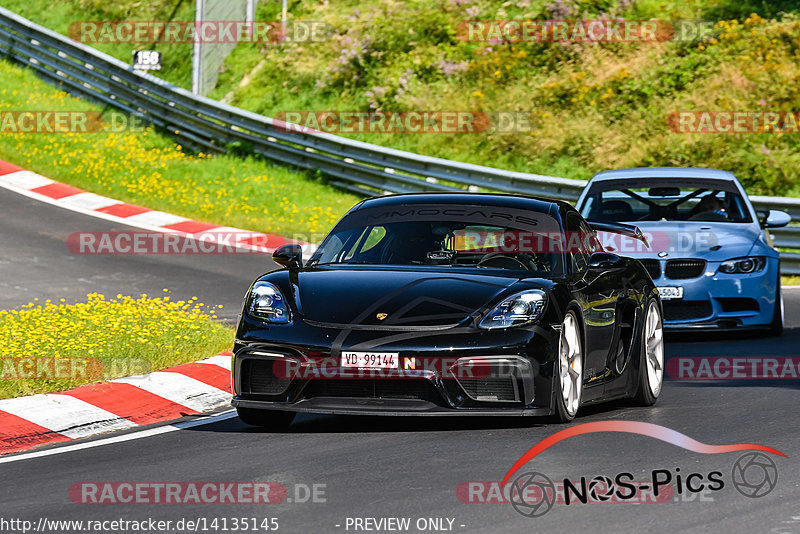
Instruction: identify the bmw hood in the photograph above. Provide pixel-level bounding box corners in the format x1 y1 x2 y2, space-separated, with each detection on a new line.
597 222 763 261
294 267 525 327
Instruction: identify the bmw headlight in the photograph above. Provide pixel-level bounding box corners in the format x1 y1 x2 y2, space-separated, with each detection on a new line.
718 257 766 274
246 281 290 323
479 289 547 329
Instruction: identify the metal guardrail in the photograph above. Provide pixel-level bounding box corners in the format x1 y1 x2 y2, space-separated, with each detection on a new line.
781 254 800 275
0 7 798 274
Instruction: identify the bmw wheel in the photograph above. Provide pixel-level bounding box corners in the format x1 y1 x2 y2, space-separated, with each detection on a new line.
768 276 784 337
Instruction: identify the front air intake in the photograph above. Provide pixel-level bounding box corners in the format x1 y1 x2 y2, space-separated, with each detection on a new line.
665 259 706 279
242 359 292 395
457 376 520 402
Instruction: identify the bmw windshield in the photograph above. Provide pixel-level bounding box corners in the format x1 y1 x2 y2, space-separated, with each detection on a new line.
581 179 753 224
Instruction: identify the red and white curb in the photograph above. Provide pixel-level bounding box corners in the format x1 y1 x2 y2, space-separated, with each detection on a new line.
0 157 318 456
0 353 233 456
0 159 315 255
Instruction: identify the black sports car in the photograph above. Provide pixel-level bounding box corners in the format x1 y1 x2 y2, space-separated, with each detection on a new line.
232 193 664 427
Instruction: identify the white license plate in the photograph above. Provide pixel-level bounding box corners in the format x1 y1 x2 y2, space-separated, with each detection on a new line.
657 286 684 300
341 352 399 369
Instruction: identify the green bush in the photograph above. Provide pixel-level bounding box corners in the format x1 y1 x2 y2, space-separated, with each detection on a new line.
4 0 800 196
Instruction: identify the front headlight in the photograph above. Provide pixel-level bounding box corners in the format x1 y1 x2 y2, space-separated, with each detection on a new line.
478 289 547 329
718 257 766 274
245 281 290 323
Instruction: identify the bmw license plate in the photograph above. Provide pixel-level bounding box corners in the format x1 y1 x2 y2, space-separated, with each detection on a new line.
657 286 684 300
341 352 399 369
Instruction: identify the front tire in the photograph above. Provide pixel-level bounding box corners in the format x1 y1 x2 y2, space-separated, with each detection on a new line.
633 299 664 406
768 277 784 337
237 407 295 430
552 310 583 423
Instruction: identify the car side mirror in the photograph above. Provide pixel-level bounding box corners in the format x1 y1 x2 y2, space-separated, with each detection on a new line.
761 209 791 229
587 252 625 271
272 244 303 270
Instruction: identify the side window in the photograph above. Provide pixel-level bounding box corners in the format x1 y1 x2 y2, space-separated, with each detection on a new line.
342 227 370 261
579 219 602 254
343 226 388 261
580 196 596 219
565 212 592 273
360 226 387 252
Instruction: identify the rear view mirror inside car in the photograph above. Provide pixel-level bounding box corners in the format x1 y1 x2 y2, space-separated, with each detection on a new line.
649 187 681 197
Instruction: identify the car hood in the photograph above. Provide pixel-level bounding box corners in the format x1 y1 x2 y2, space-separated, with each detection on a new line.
597 222 761 261
294 266 527 328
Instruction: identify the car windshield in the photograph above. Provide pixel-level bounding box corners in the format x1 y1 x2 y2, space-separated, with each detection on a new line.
308 203 565 275
581 180 753 223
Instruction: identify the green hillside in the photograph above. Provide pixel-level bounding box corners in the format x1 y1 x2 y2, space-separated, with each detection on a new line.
3 0 800 196
0 60 358 238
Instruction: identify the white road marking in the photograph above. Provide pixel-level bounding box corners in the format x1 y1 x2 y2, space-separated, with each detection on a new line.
0 180 184 232
204 226 248 235
123 210 189 227
58 192 120 210
0 178 306 253
197 355 232 370
0 170 53 189
113 372 230 412
0 394 136 438
0 411 238 464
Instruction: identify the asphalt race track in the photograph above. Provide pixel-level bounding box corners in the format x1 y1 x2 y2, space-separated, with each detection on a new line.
2 186 799 534
0 187 276 323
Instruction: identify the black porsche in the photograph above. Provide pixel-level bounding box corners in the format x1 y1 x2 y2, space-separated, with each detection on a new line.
231 193 664 427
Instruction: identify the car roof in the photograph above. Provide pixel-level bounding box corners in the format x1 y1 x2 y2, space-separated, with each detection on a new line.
589 167 738 182
354 192 569 216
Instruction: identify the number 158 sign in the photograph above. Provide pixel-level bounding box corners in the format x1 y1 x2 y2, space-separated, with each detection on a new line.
132 50 162 71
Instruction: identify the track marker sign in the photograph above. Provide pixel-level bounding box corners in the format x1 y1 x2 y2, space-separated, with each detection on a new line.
132 50 162 71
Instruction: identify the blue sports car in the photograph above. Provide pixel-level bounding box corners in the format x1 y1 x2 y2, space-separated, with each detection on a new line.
576 167 790 335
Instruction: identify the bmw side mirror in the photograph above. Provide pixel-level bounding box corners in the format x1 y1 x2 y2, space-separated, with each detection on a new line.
762 209 791 229
587 252 625 271
273 244 303 270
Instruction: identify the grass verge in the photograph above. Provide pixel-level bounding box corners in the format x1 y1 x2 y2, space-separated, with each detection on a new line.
782 275 800 286
210 2 800 197
3 2 800 197
3 1 800 198
0 292 234 399
0 60 359 239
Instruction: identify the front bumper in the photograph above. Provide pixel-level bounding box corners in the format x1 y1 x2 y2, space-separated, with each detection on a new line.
232 397 552 417
656 257 778 330
230 323 559 416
